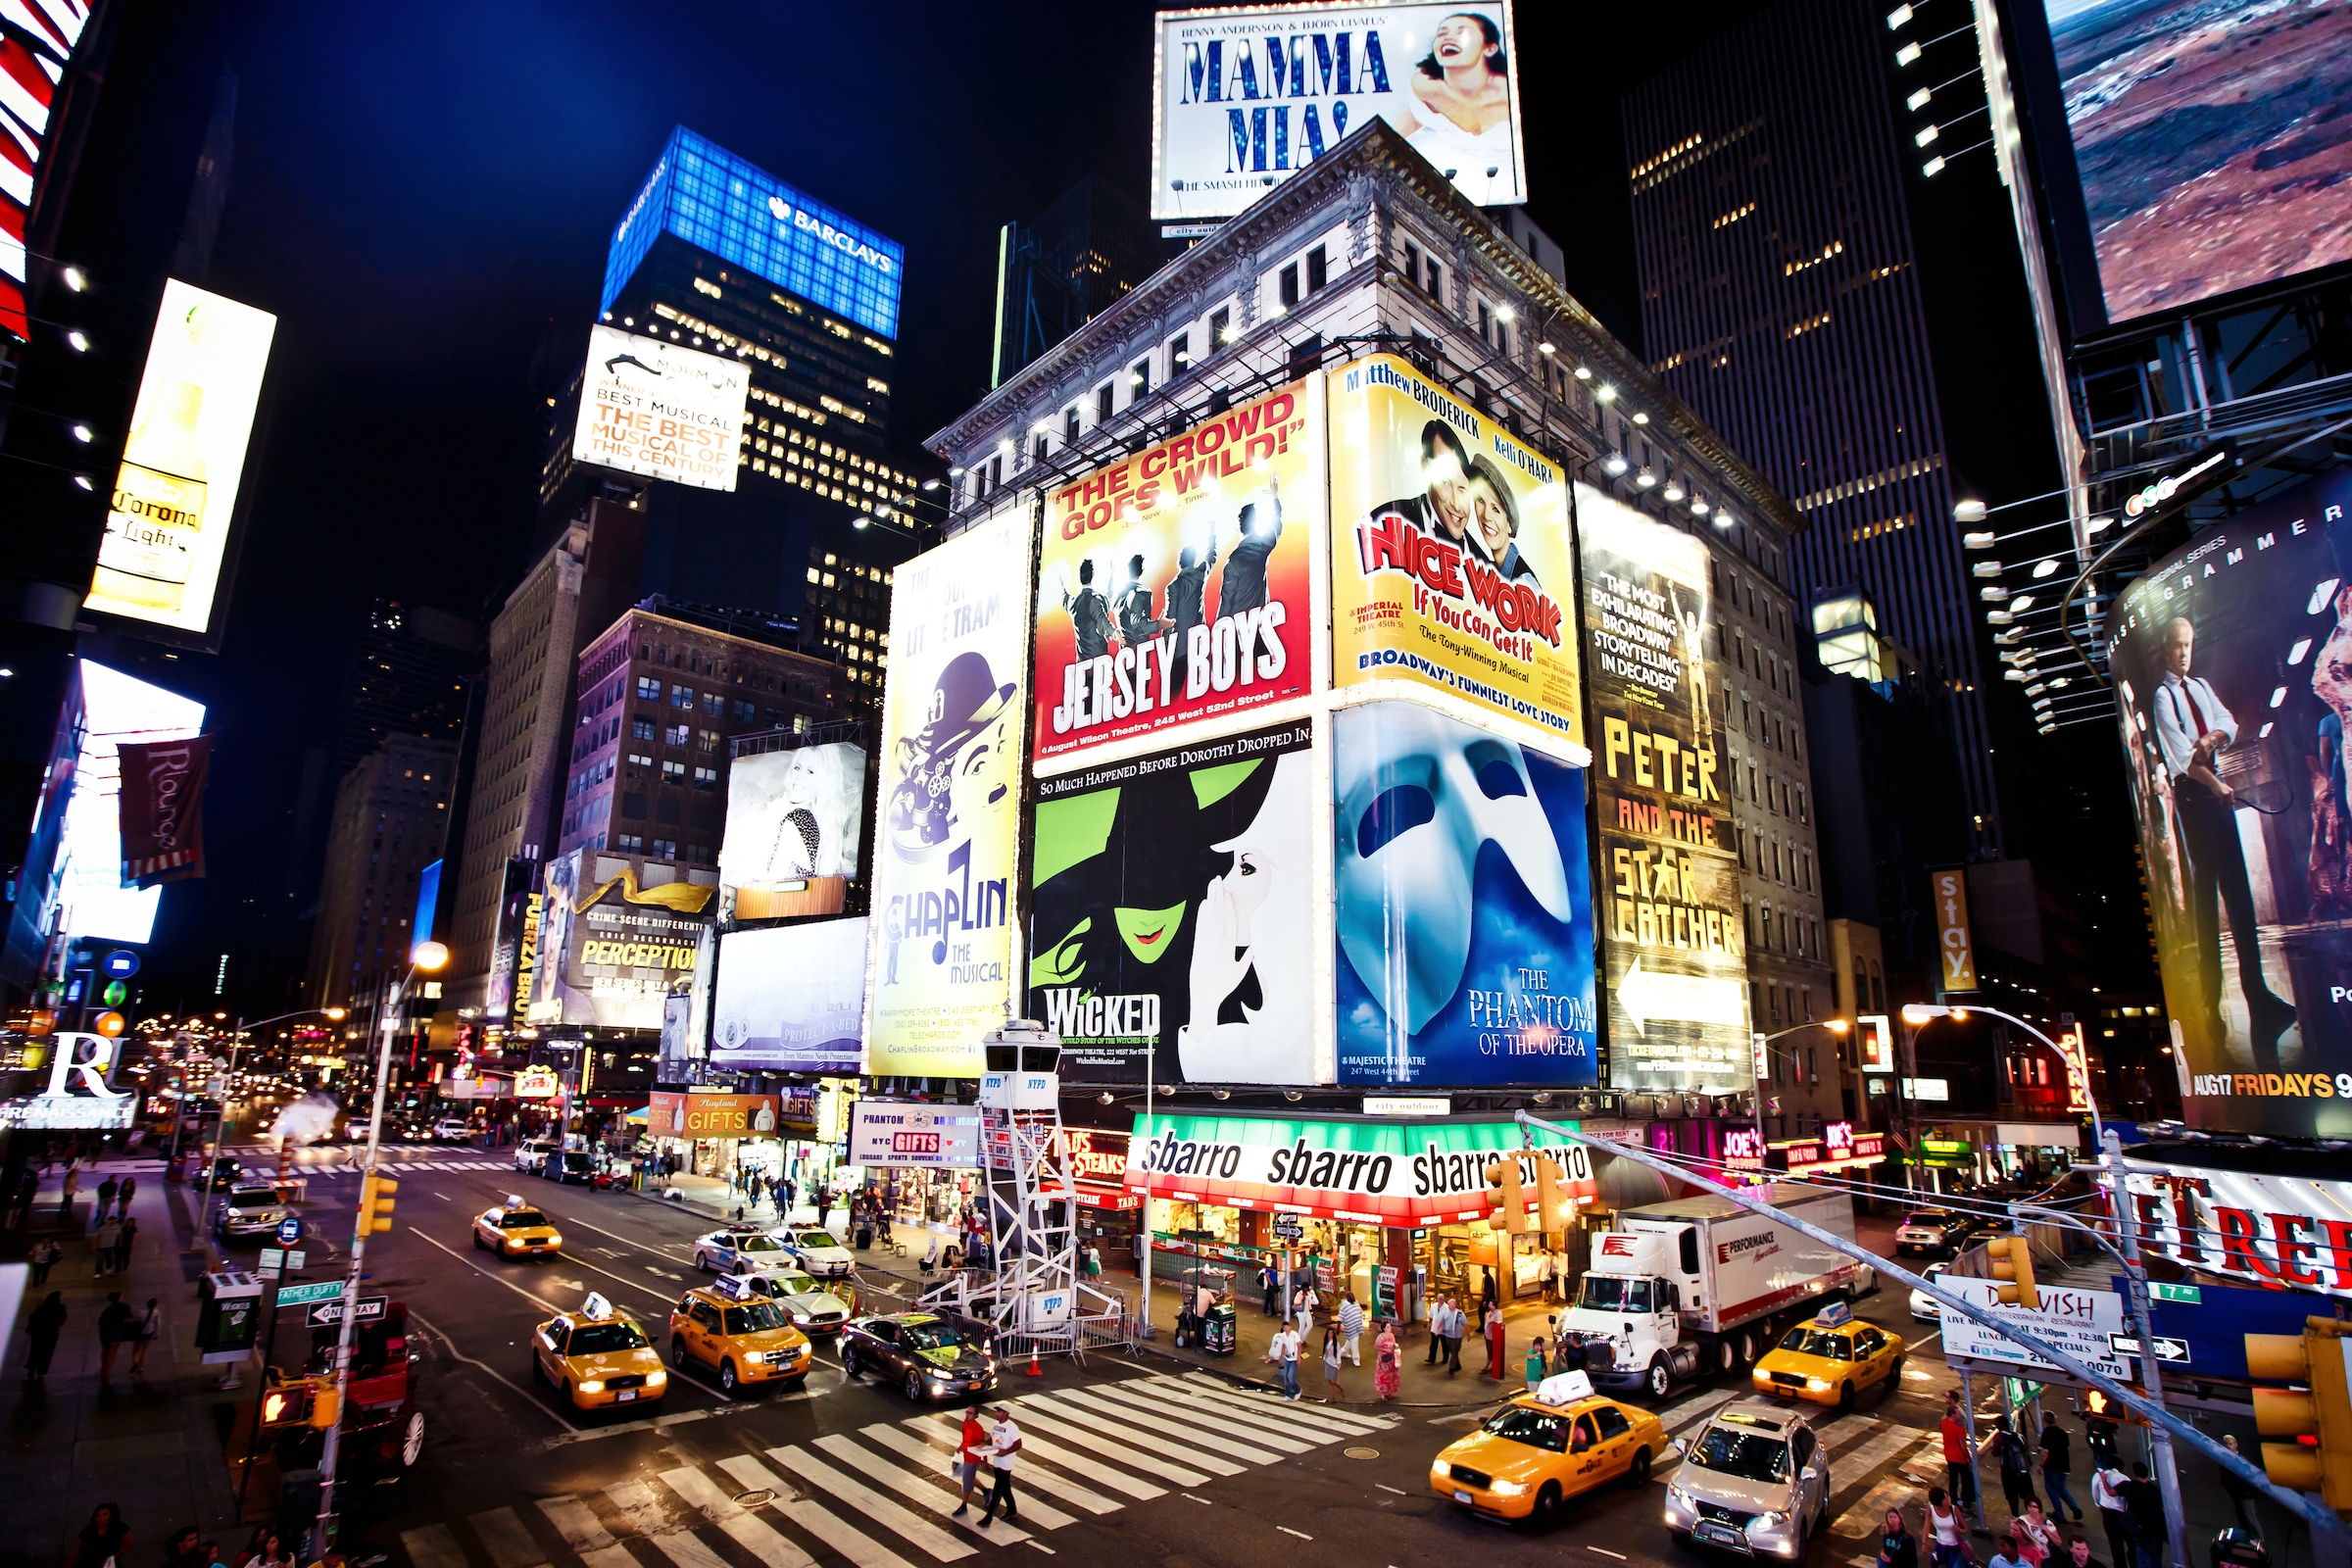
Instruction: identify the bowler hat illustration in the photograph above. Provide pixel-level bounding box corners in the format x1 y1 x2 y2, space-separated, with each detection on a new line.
889 651 1016 853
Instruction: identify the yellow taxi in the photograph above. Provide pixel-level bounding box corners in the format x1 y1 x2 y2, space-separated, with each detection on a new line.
530 1293 668 1411
1432 1371 1667 1525
1750 1299 1903 1408
666 1273 815 1394
472 1196 563 1259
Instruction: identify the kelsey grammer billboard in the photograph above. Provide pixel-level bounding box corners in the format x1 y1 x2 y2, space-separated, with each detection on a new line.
2109 466 2352 1136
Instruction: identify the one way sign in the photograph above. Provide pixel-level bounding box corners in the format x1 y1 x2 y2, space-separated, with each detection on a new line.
305 1295 387 1329
2108 1333 2189 1362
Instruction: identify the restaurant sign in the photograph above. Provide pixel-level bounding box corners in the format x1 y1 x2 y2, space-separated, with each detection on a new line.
1125 1111 1598 1226
1767 1121 1886 1175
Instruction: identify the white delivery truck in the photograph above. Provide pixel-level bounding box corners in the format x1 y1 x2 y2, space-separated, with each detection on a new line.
1555 1185 1877 1398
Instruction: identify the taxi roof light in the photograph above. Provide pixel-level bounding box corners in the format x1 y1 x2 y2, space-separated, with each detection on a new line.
582 1292 614 1319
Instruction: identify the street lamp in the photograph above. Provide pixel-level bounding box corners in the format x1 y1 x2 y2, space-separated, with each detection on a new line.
315 941 445 1555
190 1005 349 1198
1749 1018 1849 1149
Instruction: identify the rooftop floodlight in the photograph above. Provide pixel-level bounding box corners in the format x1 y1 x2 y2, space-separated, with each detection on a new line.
1603 453 1630 476
1923 155 1946 175
1897 40 1922 64
1886 3 1913 25
1955 500 1988 523
1908 87 1933 111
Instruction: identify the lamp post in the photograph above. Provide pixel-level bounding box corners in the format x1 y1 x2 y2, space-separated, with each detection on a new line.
1901 1002 2186 1568
1747 1018 1850 1153
314 942 445 1558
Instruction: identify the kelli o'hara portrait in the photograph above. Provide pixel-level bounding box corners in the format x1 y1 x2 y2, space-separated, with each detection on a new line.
2109 466 2352 1138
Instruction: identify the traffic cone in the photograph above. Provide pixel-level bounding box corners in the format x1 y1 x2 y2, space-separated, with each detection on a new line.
1026 1348 1042 1377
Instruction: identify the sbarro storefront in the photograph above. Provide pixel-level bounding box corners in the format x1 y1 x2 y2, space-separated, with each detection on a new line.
1125 1109 1603 1323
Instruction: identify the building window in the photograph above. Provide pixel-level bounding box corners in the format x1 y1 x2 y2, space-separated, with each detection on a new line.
651 838 677 859
662 760 685 783
693 766 718 790
626 752 652 771
1209 306 1231 348
686 843 713 866
732 699 756 722
635 676 661 701
664 722 689 747
1426 257 1444 297
1034 433 1048 462
670 683 693 708
1096 382 1113 422
1131 358 1150 396
1306 243 1327 294
701 692 722 716
696 727 719 753
1063 406 1079 443
1168 331 1190 372
1477 299 1492 341
1279 263 1300 308
1402 238 1421 285
617 833 643 853
631 716 656 741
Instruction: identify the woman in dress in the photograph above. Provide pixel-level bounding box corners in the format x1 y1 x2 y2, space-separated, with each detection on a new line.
1483 1300 1507 1379
1322 1321 1346 1398
1373 1321 1401 1401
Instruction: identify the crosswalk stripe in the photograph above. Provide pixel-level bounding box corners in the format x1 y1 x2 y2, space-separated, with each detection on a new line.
864 1421 1117 1517
814 1432 1060 1538
659 1466 819 1568
1014 1396 1232 1481
1075 1381 1314 1453
604 1480 678 1539
1049 1386 1287 1465
723 1453 925 1568
468 1508 550 1568
1172 1376 1393 1440
1835 1425 1929 1479
765 1445 977 1561
537 1495 618 1553
402 1524 470 1568
906 1414 1167 1500
1835 1465 1928 1539
1659 1390 1732 1432
639 1524 733 1568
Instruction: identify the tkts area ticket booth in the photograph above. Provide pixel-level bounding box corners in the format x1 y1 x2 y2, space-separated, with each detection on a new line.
1123 1109 1600 1326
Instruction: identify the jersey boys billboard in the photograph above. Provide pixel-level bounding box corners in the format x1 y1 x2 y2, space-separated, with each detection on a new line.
1578 487 1750 1094
1029 721 1316 1086
1035 379 1320 762
865 509 1031 1076
1329 354 1582 749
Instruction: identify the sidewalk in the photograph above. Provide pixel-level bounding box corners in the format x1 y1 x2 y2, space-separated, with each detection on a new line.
3 1154 251 1568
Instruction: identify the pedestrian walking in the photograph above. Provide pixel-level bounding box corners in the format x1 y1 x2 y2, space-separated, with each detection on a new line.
69 1504 130 1568
2067 1534 2105 1568
1338 1291 1364 1365
1525 1336 1546 1393
2123 1463 2166 1568
979 1404 1022 1526
59 1164 79 1217
97 1291 131 1380
1482 1301 1506 1380
2091 1456 2134 1568
2016 1500 2056 1566
24 1291 65 1379
1926 1489 1966 1568
2218 1435 2261 1539
116 1174 135 1218
92 1215 121 1275
96 1176 117 1224
1262 1264 1281 1318
1291 1280 1315 1338
1265 1320 1302 1399
1996 1420 2040 1518
1940 1394 1980 1509
130 1298 160 1375
161 1527 206 1568
951 1408 988 1519
29 1236 60 1285
815 1187 831 1227
1425 1296 1448 1363
1538 1250 1557 1305
238 1531 289 1568
1986 1529 2026 1568
1374 1321 1401 1402
1322 1322 1345 1397
116 1216 138 1276
1879 1508 1920 1568
1085 1242 1102 1281
2040 1412 2084 1522
1444 1298 1464 1375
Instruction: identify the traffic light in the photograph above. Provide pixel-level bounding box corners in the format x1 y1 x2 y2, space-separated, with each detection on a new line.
2246 1317 2352 1510
1483 1155 1531 1234
1988 1235 2039 1310
1534 1152 1572 1243
261 1377 315 1427
358 1172 398 1234
2075 1386 2148 1428
308 1385 340 1430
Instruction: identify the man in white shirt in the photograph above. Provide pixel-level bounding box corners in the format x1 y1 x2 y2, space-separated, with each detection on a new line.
1337 1292 1365 1365
1265 1322 1302 1399
2152 614 2295 1044
980 1405 1022 1526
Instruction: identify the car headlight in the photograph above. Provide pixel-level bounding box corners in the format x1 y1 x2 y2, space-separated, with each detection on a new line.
1667 1484 1694 1509
1806 1377 1832 1391
1432 1460 1452 1479
647 1370 666 1386
576 1379 604 1394
927 1367 953 1379
1755 1509 1791 1532
1491 1479 1528 1497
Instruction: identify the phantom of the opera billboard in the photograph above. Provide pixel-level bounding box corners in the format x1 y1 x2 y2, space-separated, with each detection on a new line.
1579 485 1751 1094
523 850 715 1030
1034 378 1320 763
864 507 1030 1077
1328 354 1582 749
1332 701 1597 1087
1029 720 1317 1085
2110 466 2352 1137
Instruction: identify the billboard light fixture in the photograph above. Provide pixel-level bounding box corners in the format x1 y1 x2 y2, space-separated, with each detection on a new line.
69 423 89 443
1886 2 1914 24
1595 383 1617 402
2032 558 2061 577
2086 514 2115 533
1636 468 1656 488
1691 498 1711 514
1713 513 1736 529
1538 342 1555 356
1663 482 1686 501
74 474 92 490
67 329 87 351
63 267 85 291
1986 610 2014 624
1494 305 1516 323
2027 683 2047 697
1955 500 1989 524
1632 410 1650 424
1602 453 1630 476
1573 366 1592 381
2009 594 2035 612
1973 561 2003 577
1917 124 1940 148
1897 41 1923 65
1908 87 1933 111
1980 584 2009 601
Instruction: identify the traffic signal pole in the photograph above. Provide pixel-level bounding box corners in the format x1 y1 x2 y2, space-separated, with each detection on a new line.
2102 1129 2189 1568
1511 1109 2352 1551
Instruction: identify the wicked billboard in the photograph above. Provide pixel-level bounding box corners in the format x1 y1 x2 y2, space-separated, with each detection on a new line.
1028 719 1316 1085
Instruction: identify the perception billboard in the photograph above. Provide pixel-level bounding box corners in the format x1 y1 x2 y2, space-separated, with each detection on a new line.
2109 465 2352 1138
525 851 716 1031
1030 720 1317 1085
573 326 752 492
1578 486 1750 1094
865 508 1030 1076
602 125 904 339
1332 701 1596 1087
85 280 277 646
1329 353 1582 749
1035 378 1320 762
712 918 868 1073
1150 2 1528 219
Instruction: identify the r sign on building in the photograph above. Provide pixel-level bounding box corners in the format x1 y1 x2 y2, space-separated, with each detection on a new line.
572 325 750 492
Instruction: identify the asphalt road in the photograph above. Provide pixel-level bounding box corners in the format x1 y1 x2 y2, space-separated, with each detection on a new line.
238 1150 1990 1568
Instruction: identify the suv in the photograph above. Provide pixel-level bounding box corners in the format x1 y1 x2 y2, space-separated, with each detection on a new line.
666 1276 813 1395
1665 1399 1831 1556
543 1150 596 1185
215 1183 292 1242
432 1119 473 1145
1894 1209 1971 1257
514 1139 560 1175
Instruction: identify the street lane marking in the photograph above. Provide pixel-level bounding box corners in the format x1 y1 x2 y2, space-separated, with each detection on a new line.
659 1466 820 1568
906 1413 1165 1500
765 1444 976 1561
873 1421 1118 1515
1276 1526 1313 1540
1049 1386 1286 1465
1181 1494 1212 1505
1011 1398 1225 1483
400 1524 469 1568
408 1230 565 1314
1587 1548 1629 1559
409 1310 575 1432
1375 1484 1408 1495
535 1495 615 1553
466 1507 550 1568
540 1210 701 1262
1077 1380 1313 1453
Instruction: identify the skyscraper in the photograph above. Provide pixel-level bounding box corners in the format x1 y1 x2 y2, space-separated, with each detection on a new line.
990 176 1168 389
332 598 479 781
305 732 460 1011
1622 0 1998 852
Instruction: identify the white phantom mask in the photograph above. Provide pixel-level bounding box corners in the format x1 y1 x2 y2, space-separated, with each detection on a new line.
1334 704 1573 1034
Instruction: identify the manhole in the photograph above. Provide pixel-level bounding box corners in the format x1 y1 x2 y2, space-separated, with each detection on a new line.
734 1490 776 1508
1344 1446 1380 1459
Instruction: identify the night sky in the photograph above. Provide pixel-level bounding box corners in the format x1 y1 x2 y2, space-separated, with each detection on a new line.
67 0 2082 1010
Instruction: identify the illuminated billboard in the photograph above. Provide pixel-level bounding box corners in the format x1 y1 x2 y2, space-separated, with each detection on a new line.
1151 2 1528 220
865 508 1031 1076
523 850 715 1030
0 1 96 339
1328 353 1582 750
1578 486 1750 1095
572 326 751 491
1029 721 1319 1085
718 742 867 907
85 280 277 644
711 918 867 1073
2028 0 2352 322
2107 465 2352 1137
1034 378 1321 763
602 125 904 339
59 662 207 946
1332 701 1597 1087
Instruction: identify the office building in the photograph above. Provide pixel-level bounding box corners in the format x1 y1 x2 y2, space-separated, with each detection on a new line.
555 599 850 864
991 176 1169 389
332 598 479 780
1621 0 1999 854
306 732 460 1011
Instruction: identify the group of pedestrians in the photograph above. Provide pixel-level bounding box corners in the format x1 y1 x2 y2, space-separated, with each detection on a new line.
66 1507 299 1568
950 1404 1024 1527
1934 1393 2180 1568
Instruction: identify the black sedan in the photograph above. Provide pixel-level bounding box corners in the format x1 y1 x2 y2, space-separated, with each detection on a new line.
542 1150 596 1186
191 1155 246 1191
838 1312 999 1402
